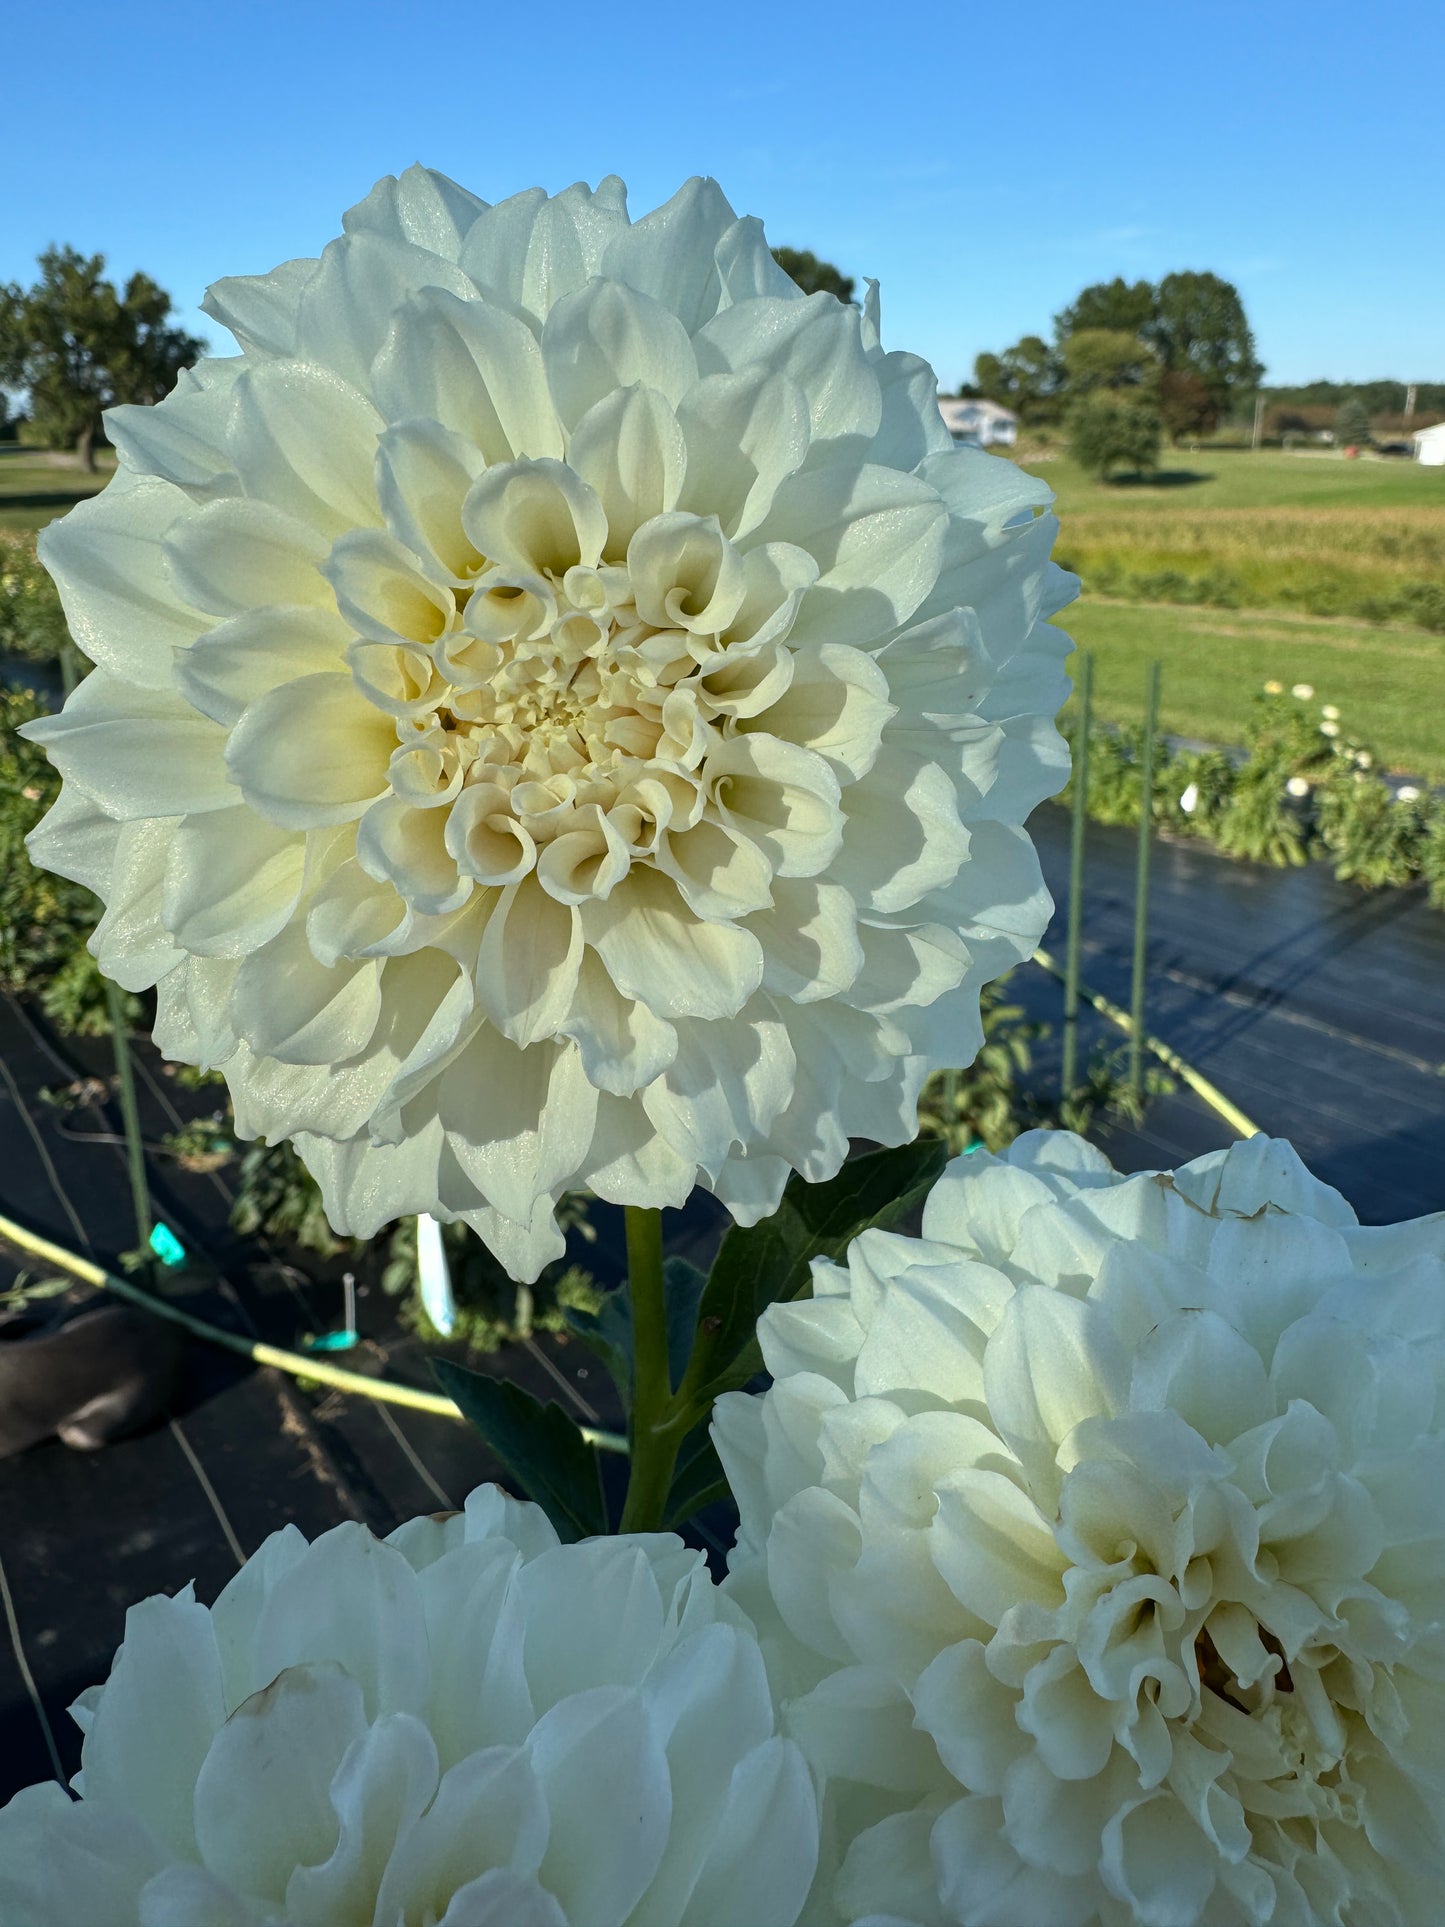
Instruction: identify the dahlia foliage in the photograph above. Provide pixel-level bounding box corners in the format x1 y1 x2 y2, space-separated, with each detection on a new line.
714 1132 1445 1925
0 1488 818 1926
22 166 1071 1279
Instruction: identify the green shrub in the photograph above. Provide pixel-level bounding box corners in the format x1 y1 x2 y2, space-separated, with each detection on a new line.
1214 763 1310 867
230 1138 359 1259
1317 774 1429 889
1420 804 1445 910
1394 581 1445 633
0 683 131 1033
0 534 69 666
1162 747 1237 837
1067 392 1163 480
918 975 1043 1154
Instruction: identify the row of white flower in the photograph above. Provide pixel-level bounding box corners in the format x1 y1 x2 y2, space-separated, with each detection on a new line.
3 1129 1442 1925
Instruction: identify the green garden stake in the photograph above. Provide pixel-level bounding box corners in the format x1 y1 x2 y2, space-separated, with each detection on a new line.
1129 662 1162 1108
105 975 152 1249
1061 653 1093 1101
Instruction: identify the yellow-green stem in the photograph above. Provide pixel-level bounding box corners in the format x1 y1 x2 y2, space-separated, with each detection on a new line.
618 1205 679 1532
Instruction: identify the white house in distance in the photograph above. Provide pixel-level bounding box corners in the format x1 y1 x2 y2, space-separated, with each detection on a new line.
938 397 1018 447
1412 422 1445 466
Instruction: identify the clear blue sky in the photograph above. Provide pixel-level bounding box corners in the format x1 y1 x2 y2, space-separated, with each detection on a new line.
4 0 1441 390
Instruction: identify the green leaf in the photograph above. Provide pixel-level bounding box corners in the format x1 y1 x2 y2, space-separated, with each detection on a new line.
664 1256 708 1394
562 1290 634 1411
682 1136 948 1404
663 1421 734 1532
431 1357 608 1542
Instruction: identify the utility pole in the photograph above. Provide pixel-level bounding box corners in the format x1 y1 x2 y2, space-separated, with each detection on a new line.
1251 392 1265 450
1405 383 1417 423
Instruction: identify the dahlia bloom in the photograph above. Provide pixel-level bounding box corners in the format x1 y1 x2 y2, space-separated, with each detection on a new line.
0 1485 818 1925
713 1131 1445 1925
23 166 1071 1277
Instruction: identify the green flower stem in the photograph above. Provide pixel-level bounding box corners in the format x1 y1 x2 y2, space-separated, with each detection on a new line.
618 1204 683 1532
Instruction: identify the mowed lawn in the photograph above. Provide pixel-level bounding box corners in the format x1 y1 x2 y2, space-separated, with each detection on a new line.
1057 599 1445 782
1029 445 1445 515
0 450 115 530
1021 448 1445 779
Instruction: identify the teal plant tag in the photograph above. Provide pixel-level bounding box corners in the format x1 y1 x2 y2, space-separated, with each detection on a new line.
305 1329 360 1353
148 1223 186 1267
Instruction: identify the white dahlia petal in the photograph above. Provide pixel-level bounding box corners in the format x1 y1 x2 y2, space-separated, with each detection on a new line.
25 170 1070 1278
694 294 882 448
35 472 211 684
160 806 305 957
174 604 351 726
0 1496 817 1927
372 285 563 465
341 162 490 261
227 361 383 536
292 232 477 392
599 174 738 334
459 179 629 327
717 1134 1445 1925
541 278 698 430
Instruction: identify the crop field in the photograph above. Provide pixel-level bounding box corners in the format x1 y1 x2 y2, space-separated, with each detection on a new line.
1022 448 1445 777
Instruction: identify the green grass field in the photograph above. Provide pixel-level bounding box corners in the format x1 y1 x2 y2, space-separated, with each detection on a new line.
1023 448 1445 779
1057 599 1445 782
0 450 114 531
1028 446 1445 515
3 442 1440 777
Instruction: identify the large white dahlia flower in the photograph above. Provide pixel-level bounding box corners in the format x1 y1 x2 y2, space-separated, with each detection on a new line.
0 1485 818 1925
713 1132 1445 1926
22 167 1072 1278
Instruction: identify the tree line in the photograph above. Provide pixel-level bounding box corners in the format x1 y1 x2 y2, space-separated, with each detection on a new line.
0 248 204 469
0 240 857 474
969 273 1263 478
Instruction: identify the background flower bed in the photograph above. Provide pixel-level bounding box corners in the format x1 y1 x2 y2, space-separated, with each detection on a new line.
1061 687 1445 904
1031 447 1445 783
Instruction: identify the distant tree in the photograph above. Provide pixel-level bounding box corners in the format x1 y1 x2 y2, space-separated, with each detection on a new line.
770 247 855 303
1146 271 1262 416
1061 328 1160 396
0 247 204 470
973 334 1064 423
1054 277 1157 341
1159 369 1220 443
1068 391 1162 479
1334 398 1373 448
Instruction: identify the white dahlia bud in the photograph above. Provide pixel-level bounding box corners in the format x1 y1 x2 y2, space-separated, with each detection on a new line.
0 1487 818 1925
22 167 1072 1278
713 1131 1445 1926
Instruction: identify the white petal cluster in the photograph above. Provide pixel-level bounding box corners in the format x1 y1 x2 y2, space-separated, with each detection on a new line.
0 1486 818 1926
23 166 1072 1278
713 1132 1445 1926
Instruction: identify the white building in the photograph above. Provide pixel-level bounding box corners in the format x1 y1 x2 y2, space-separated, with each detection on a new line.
1412 422 1445 466
938 397 1018 447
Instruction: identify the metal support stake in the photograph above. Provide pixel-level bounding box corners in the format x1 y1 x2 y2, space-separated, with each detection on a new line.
1129 662 1162 1107
106 978 152 1248
1061 654 1092 1101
